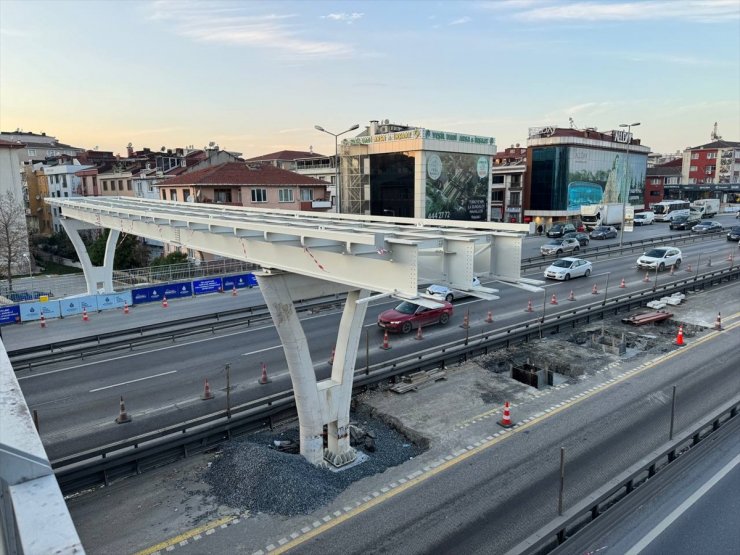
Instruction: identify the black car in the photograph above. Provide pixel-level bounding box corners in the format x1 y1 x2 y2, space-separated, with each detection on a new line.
691 220 723 234
589 226 618 240
669 215 700 230
562 231 590 246
547 223 576 238
727 226 740 241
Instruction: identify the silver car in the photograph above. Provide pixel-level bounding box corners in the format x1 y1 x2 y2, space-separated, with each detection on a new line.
427 276 482 302
544 257 593 281
540 237 581 256
636 247 682 271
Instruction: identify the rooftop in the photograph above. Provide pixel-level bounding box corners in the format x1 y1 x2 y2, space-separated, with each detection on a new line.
160 162 330 187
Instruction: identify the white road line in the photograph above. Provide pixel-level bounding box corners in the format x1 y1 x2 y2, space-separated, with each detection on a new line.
241 345 283 356
89 370 178 392
624 452 740 555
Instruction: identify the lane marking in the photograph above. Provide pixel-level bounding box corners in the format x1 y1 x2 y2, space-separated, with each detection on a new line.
89 370 177 392
624 453 740 555
241 345 283 356
132 516 235 555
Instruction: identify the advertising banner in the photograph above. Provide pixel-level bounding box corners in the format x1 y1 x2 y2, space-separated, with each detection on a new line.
223 274 258 290
425 152 491 221
59 295 98 317
163 282 193 299
567 147 646 210
20 301 61 321
0 305 21 326
132 285 168 304
96 291 133 311
193 278 223 295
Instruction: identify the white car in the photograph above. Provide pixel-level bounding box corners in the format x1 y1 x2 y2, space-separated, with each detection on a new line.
636 247 682 271
427 276 481 302
544 257 592 281
633 212 655 225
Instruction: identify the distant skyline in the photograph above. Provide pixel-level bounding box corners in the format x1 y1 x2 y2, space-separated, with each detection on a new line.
1 0 738 158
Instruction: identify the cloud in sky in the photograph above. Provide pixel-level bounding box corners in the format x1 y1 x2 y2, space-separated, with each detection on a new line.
449 16 472 25
322 12 365 23
508 0 740 23
148 0 354 57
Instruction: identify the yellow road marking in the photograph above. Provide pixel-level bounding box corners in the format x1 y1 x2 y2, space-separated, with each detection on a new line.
272 318 740 554
133 516 235 555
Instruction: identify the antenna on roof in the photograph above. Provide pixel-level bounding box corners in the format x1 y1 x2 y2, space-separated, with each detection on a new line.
711 122 722 141
568 117 577 129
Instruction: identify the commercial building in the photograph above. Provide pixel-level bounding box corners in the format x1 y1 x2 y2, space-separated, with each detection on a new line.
524 126 650 228
340 120 496 220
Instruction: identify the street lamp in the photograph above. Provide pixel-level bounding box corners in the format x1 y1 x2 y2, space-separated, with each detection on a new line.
314 123 360 214
22 253 32 280
618 122 640 247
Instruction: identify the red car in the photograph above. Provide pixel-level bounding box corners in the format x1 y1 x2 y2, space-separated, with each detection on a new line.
378 300 453 334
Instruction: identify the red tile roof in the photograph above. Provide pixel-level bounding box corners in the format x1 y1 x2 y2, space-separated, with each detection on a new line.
245 150 327 162
162 162 329 186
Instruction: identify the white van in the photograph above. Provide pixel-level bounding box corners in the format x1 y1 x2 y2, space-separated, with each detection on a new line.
634 211 655 225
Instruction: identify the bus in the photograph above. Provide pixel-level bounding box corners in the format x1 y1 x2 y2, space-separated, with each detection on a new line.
652 200 690 222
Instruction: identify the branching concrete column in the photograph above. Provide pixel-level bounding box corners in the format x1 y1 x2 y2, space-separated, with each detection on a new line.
323 288 369 466
60 220 119 294
257 272 325 466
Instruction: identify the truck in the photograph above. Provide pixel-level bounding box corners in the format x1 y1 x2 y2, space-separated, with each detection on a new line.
689 198 720 218
580 203 624 230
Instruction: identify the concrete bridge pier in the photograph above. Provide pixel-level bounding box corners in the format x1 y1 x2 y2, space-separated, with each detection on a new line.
60 219 119 294
257 271 368 468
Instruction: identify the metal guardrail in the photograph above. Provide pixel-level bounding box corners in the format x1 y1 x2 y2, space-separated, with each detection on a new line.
505 398 740 555
50 266 740 494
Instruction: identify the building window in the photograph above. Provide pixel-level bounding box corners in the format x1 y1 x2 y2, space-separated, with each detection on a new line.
491 190 504 202
691 153 699 159
651 178 661 184
278 189 294 202
666 177 679 184
707 152 717 159
300 189 314 201
27 149 36 156
510 191 521 206
162 190 167 200
492 175 504 184
650 191 661 197
705 165 715 175
169 189 178 201
64 191 68 197
127 181 132 191
214 189 232 203
103 181 108 191
118 180 123 191
690 165 697 172
251 188 267 203
688 178 696 184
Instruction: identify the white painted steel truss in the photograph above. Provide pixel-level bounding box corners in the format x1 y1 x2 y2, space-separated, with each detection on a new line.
47 196 535 467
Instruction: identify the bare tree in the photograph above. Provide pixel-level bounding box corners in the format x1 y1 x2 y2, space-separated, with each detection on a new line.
0 189 30 291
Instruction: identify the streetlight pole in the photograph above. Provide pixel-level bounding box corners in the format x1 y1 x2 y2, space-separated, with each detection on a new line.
618 122 640 248
22 253 32 280
314 123 360 214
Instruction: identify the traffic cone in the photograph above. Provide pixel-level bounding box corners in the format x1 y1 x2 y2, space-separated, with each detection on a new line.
232 286 237 296
498 401 514 428
619 278 626 288
380 329 391 350
686 264 692 272
460 312 470 329
568 290 576 301
670 265 675 276
82 307 89 322
485 310 493 324
328 347 335 365
727 252 734 262
525 299 534 312
714 312 722 331
201 379 214 400
643 272 650 283
115 396 132 424
550 293 558 305
123 302 129 314
39 314 46 328
673 325 685 346
592 284 599 295
258 363 271 384
162 296 168 308
415 325 424 340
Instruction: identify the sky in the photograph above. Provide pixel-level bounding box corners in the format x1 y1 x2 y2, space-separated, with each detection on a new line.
1 0 738 158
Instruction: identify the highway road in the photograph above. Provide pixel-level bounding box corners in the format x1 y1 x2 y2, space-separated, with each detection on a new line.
12 230 739 459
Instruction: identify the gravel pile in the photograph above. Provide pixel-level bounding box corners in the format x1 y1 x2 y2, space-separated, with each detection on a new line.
203 406 426 516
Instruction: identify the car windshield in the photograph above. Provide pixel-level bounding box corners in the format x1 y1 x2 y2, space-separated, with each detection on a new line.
551 259 574 268
674 216 687 222
594 227 609 232
699 221 712 225
393 301 419 315
551 225 562 230
645 249 668 258
731 226 740 231
545 240 561 246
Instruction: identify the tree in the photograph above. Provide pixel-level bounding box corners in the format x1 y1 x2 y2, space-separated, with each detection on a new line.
151 251 189 267
0 190 30 291
88 230 150 270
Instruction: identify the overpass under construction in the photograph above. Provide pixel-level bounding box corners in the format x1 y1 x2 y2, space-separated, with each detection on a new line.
46 196 538 468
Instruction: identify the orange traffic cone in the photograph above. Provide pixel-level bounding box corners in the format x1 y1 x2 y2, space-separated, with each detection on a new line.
328 347 335 365
115 396 132 424
568 290 576 301
714 312 722 331
498 401 514 428
82 307 89 322
685 264 692 272
619 278 626 288
258 363 270 384
727 252 734 262
380 329 391 350
40 314 46 328
460 312 470 329
415 325 424 340
232 286 237 296
485 310 493 324
673 325 685 346
123 302 129 314
162 296 168 308
592 284 599 295
550 293 558 305
643 272 650 283
525 299 534 312
201 379 214 400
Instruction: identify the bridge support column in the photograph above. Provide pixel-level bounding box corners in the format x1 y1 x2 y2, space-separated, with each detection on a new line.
60 220 119 294
257 272 368 468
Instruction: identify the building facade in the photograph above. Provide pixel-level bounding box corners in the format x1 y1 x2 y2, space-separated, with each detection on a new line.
644 159 681 206
0 139 32 273
491 146 527 222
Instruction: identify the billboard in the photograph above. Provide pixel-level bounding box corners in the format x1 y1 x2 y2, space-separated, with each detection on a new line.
567 147 646 210
425 152 490 221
